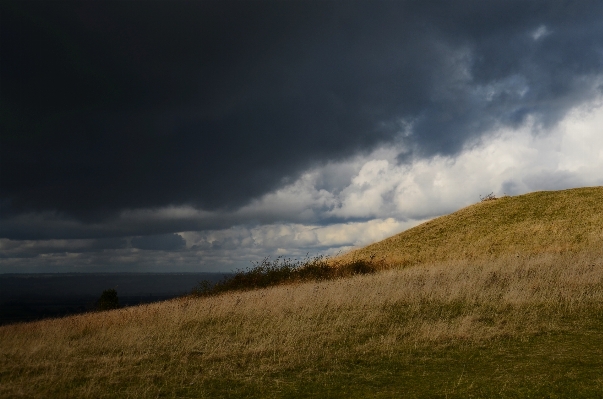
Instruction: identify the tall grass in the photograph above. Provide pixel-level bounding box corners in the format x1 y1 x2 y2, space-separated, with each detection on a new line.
1 249 602 398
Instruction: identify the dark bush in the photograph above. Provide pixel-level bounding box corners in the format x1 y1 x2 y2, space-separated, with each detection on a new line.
96 288 119 311
192 254 383 298
345 259 377 275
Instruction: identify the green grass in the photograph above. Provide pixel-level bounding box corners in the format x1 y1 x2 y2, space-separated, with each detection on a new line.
217 321 603 399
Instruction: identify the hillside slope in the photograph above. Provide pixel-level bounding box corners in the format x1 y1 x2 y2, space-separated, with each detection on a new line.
1 187 603 398
2 249 602 398
340 186 603 266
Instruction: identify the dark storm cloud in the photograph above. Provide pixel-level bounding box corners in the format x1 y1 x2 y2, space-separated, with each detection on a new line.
0 237 127 259
1 1 603 238
131 234 186 251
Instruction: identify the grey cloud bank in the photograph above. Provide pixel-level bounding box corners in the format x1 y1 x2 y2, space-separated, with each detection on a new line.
1 1 602 272
3 99 603 273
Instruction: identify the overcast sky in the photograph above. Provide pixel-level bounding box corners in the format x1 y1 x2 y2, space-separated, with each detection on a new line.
1 1 602 273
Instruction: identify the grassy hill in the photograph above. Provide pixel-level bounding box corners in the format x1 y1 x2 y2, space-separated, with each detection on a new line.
1 187 602 398
339 186 603 265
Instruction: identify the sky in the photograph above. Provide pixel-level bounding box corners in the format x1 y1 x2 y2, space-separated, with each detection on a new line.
1 1 603 273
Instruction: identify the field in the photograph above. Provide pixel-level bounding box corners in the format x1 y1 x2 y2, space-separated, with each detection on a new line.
1 187 603 398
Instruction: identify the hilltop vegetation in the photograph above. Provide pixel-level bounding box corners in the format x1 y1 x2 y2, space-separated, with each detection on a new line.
340 186 603 265
1 187 602 398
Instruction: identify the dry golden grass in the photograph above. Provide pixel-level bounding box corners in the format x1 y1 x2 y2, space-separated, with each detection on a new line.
337 186 603 266
1 249 602 397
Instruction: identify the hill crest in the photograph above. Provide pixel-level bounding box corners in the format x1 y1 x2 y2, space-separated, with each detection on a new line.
339 186 603 266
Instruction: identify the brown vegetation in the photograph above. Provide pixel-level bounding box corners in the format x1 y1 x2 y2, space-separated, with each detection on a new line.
1 249 602 397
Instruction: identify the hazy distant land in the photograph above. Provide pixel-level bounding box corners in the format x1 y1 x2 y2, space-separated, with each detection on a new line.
0 273 229 325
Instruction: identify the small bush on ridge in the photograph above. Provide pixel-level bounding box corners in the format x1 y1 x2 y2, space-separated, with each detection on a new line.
96 289 120 311
480 192 497 202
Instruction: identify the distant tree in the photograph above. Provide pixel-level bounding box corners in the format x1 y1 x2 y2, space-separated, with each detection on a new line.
96 289 119 311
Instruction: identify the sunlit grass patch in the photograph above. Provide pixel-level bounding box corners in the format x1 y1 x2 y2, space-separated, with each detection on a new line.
339 186 603 266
